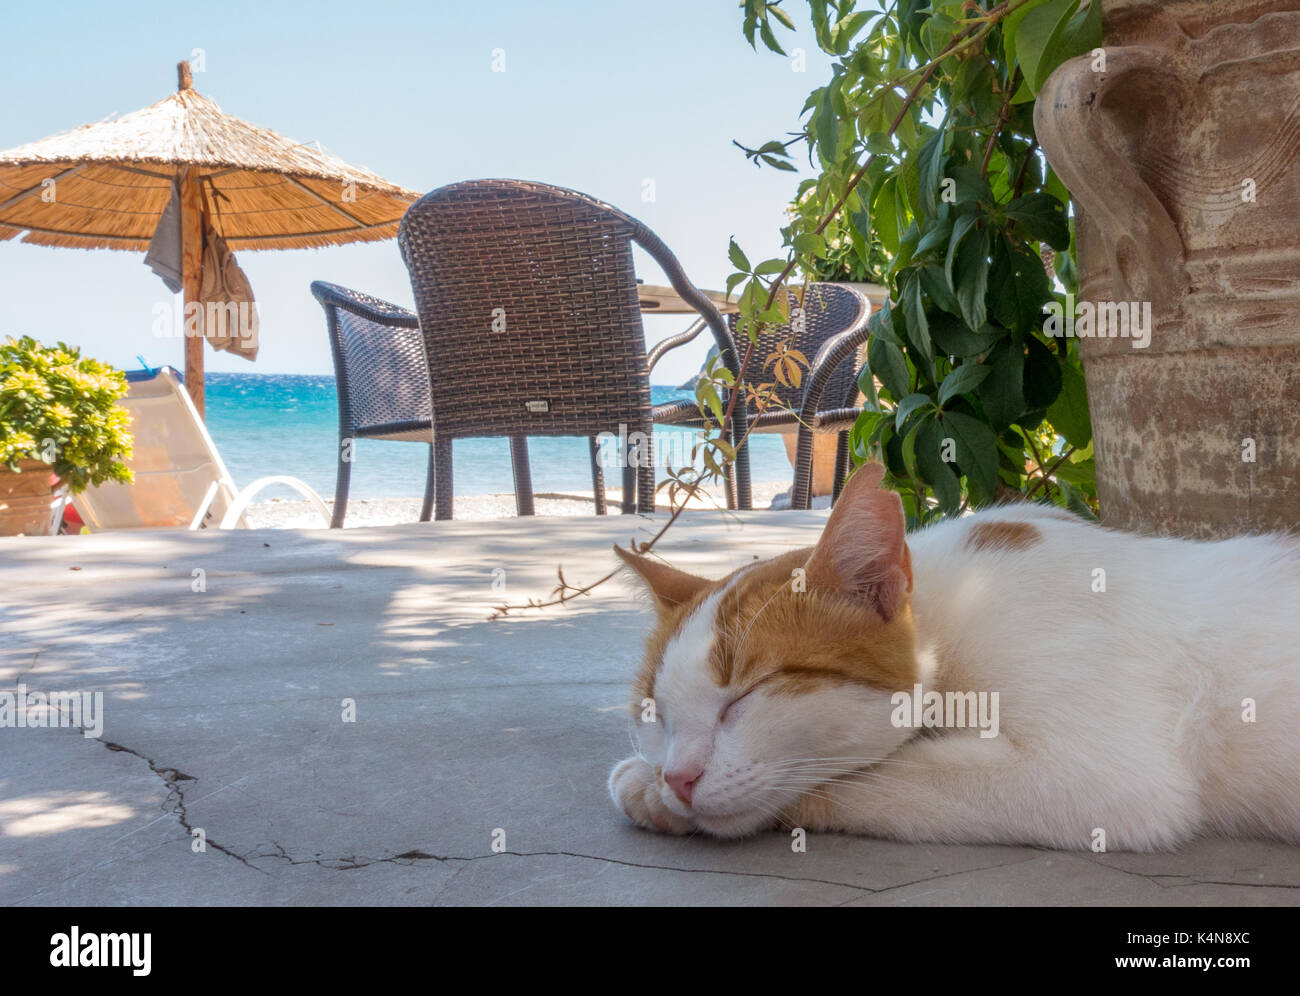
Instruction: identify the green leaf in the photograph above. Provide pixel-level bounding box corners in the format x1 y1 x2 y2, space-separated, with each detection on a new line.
816 75 841 161
1004 193 1071 250
953 225 991 331
917 127 947 218
895 392 934 431
901 417 923 482
947 165 995 208
831 11 874 53
865 132 896 155
902 271 933 366
945 211 979 292
1002 0 1051 70
938 361 991 406
988 235 1052 334
1052 455 1095 486
1059 479 1098 519
919 264 962 317
976 339 1027 431
873 176 900 256
768 4 795 32
728 238 751 273
849 410 886 462
916 416 962 513
1044 164 1072 207
939 410 1001 499
793 233 827 256
868 295 901 347
915 214 953 258
1058 0 1104 70
1016 0 1080 94
758 14 787 55
929 312 1005 357
1023 334 1063 411
696 380 724 424
868 333 911 400
1047 357 1092 448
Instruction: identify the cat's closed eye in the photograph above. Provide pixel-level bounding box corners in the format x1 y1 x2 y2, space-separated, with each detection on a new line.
720 687 759 724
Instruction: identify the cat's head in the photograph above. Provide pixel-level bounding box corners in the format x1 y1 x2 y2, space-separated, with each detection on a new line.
613 463 920 837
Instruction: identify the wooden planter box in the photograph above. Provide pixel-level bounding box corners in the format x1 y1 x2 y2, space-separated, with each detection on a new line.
0 460 68 536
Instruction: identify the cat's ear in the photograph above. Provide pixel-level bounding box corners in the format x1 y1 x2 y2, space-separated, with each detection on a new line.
803 462 913 620
613 545 711 614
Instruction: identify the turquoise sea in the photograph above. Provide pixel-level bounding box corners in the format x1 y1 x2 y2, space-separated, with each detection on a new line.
202 373 793 500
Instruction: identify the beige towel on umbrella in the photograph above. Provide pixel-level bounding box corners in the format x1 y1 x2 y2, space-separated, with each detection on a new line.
198 221 259 361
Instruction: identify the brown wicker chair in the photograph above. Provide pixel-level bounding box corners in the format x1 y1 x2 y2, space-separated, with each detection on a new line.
652 284 871 510
397 178 750 520
310 280 434 529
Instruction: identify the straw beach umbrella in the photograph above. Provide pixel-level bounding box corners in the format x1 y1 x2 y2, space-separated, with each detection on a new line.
0 61 418 416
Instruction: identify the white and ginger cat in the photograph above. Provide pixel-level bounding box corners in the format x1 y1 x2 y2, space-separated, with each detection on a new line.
609 462 1300 851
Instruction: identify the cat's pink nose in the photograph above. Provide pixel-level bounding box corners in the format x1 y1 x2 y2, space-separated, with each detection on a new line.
663 765 702 806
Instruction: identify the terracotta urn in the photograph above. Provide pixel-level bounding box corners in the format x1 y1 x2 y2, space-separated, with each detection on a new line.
1035 0 1300 537
0 460 68 536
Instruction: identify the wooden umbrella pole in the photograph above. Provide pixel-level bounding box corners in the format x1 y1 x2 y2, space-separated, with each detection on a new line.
179 162 204 417
176 62 206 417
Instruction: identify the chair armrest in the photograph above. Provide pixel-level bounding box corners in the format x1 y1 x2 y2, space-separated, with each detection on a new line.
798 293 873 422
310 280 421 330
647 317 709 373
219 475 333 530
628 224 740 379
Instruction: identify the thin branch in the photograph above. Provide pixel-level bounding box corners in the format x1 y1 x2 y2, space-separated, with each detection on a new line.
1012 138 1039 199
1025 445 1078 499
980 69 1017 176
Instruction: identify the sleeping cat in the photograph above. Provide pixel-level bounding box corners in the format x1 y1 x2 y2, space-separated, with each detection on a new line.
609 462 1300 851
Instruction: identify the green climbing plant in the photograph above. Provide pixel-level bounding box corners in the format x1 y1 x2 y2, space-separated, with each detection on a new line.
729 0 1102 526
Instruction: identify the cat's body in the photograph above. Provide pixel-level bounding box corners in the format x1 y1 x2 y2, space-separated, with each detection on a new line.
610 465 1300 851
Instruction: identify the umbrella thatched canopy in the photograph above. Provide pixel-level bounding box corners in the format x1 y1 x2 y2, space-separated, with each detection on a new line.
0 61 418 415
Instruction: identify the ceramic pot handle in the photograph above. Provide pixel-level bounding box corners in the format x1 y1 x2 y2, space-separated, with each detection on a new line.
1034 47 1185 308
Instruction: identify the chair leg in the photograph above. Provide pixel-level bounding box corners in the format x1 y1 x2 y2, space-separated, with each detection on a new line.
620 437 636 515
733 397 752 510
419 439 435 522
589 437 607 515
510 435 535 516
331 434 352 528
636 423 656 514
832 430 851 505
791 425 816 510
434 436 454 521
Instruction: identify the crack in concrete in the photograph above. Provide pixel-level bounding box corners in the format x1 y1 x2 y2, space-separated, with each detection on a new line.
1089 858 1300 891
247 841 1058 902
72 731 1300 900
830 853 1048 905
99 740 267 875
249 842 888 892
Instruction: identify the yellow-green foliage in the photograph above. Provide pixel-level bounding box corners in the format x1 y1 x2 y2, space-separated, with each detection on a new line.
0 336 133 493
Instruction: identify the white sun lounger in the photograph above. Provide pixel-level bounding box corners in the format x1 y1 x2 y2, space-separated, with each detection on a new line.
74 366 330 531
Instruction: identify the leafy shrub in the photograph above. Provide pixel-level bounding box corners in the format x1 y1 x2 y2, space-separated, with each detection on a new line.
0 335 133 493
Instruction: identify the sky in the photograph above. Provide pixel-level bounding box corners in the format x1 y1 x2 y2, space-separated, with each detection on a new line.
0 0 836 386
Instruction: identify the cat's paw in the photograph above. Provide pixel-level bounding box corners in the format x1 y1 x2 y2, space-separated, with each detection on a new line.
608 757 695 835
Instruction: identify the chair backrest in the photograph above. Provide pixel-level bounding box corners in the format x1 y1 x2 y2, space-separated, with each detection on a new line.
74 366 243 530
311 281 431 439
731 284 870 414
398 179 657 440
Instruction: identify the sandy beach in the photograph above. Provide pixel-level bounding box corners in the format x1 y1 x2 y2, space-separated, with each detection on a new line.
243 480 821 528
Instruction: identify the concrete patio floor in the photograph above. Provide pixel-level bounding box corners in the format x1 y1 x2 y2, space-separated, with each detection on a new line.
2 510 1298 907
